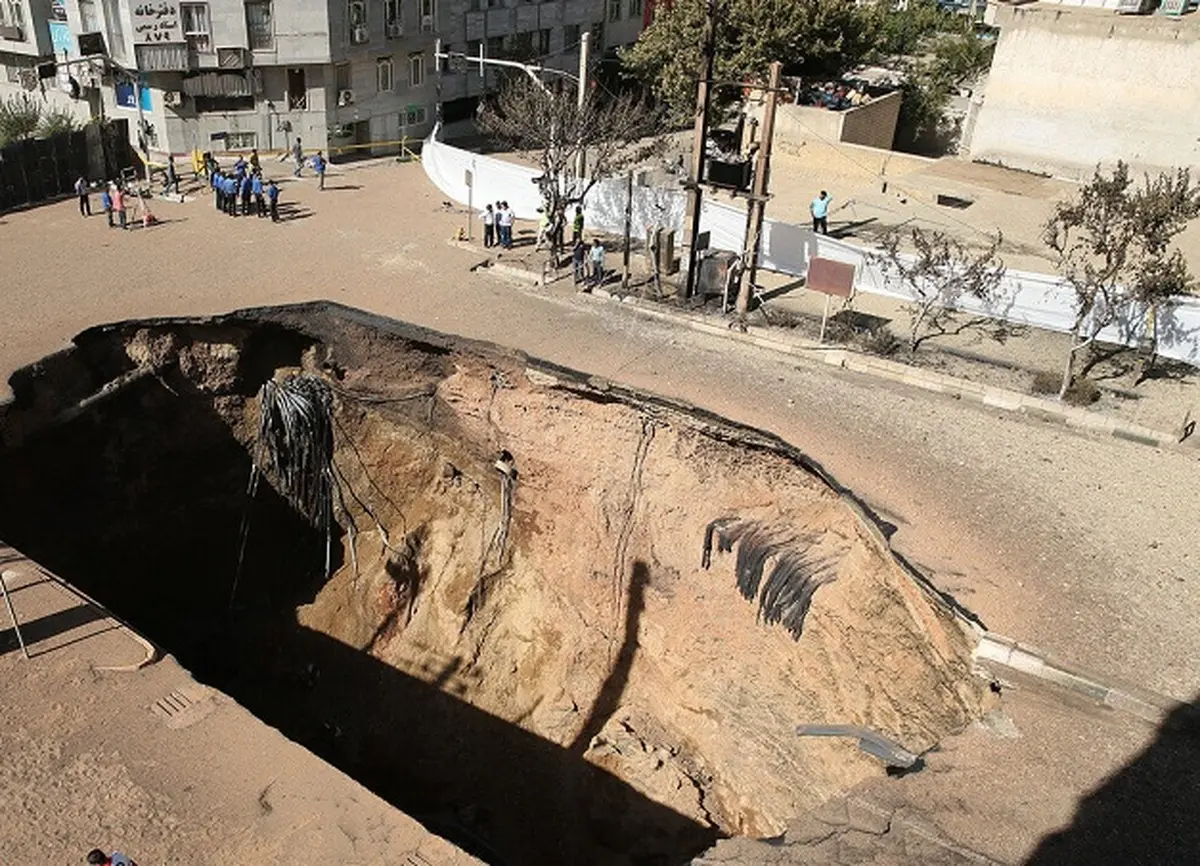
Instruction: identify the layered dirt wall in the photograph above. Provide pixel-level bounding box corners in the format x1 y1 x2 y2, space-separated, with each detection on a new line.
0 303 987 864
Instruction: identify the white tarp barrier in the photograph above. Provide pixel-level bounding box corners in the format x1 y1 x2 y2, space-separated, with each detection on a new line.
423 133 1200 366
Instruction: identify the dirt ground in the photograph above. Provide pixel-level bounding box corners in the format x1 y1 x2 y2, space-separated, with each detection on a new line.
2 158 1200 864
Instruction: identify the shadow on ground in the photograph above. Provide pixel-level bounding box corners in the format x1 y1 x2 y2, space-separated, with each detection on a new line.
0 324 716 865
1024 697 1200 866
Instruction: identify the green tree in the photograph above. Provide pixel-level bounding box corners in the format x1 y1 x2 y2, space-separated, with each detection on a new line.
873 225 1007 353
893 23 994 153
621 0 881 122
37 106 79 139
1043 162 1200 399
0 93 44 146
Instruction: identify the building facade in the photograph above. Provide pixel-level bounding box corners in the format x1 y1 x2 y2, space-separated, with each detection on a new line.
966 3 1200 180
0 0 652 159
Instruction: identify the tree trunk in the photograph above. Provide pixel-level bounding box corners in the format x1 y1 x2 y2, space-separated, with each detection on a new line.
1059 312 1088 400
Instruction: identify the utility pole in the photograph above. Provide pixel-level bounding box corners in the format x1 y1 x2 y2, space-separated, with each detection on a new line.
735 60 782 316
575 31 590 182
683 0 717 299
622 170 634 288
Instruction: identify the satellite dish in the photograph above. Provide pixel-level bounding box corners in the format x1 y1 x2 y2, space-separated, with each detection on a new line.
19 68 38 91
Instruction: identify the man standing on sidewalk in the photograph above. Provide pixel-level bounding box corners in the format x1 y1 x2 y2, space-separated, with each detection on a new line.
589 238 606 289
572 206 584 244
75 176 91 216
482 203 495 248
810 190 831 235
498 201 514 249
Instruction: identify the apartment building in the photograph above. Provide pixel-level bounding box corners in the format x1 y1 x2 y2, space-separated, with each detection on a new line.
1 0 652 159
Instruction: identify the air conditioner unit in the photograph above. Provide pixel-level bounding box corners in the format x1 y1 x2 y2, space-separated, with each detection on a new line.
163 91 183 107
386 20 404 38
420 14 434 32
352 25 370 44
338 88 355 106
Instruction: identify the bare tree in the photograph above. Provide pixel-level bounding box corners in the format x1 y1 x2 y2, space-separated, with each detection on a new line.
1044 162 1200 399
872 226 1007 354
477 77 664 233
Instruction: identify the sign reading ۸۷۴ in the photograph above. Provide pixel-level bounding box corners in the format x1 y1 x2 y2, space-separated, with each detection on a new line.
132 2 183 45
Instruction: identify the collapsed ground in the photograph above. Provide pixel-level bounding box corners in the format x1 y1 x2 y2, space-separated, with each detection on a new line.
0 304 988 865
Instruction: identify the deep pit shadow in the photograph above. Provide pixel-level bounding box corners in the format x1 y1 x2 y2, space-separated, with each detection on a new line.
0 603 107 656
570 561 649 755
0 343 717 866
1024 697 1200 866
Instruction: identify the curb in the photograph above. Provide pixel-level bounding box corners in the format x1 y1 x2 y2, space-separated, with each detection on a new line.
477 256 1194 454
973 632 1175 724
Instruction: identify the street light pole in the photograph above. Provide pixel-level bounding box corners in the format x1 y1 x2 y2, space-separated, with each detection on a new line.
575 31 590 182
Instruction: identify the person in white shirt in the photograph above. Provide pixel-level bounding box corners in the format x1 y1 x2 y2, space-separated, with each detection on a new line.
589 238 606 289
482 203 496 248
497 201 515 249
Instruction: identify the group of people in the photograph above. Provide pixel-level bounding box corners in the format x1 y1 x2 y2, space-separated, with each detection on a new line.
798 81 874 112
292 137 328 189
481 201 517 249
481 198 609 289
75 175 142 230
209 150 282 221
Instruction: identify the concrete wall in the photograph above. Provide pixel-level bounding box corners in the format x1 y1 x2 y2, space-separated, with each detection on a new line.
969 6 1200 180
771 91 902 152
838 91 901 150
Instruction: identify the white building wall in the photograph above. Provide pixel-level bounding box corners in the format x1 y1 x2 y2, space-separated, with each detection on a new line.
969 5 1200 179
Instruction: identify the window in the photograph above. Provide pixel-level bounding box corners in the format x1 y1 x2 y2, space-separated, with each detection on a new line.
385 0 402 36
226 131 258 149
245 1 273 50
467 39 481 59
4 57 31 83
181 3 211 53
591 22 603 48
511 31 531 56
0 0 26 33
78 0 99 33
402 105 427 127
408 53 424 87
195 95 255 112
628 0 643 16
608 0 620 22
537 28 550 55
101 0 125 58
287 67 307 109
564 24 580 49
486 35 503 57
348 0 368 42
377 56 393 92
419 0 435 32
335 62 351 91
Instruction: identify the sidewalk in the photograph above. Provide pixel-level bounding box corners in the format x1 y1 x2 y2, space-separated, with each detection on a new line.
0 543 477 866
467 240 1199 452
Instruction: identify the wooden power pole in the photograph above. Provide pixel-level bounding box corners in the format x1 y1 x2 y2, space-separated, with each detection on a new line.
683 0 717 299
736 60 782 316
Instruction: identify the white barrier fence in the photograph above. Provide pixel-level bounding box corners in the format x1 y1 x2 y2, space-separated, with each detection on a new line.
423 133 1200 366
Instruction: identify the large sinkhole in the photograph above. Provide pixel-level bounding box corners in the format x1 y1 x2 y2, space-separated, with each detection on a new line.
0 303 986 865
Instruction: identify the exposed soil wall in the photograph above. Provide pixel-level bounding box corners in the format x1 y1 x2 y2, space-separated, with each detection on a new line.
0 303 987 865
